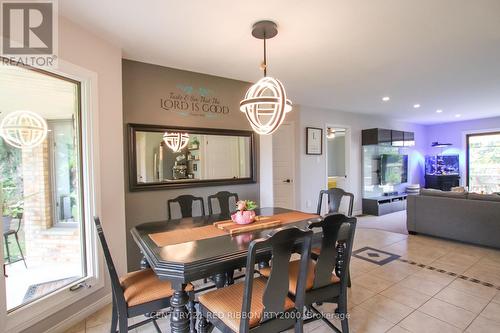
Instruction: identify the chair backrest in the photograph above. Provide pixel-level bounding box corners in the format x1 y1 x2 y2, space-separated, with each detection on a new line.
308 214 356 290
316 188 354 216
240 227 312 333
14 213 23 233
167 195 205 220
207 191 239 216
93 217 126 306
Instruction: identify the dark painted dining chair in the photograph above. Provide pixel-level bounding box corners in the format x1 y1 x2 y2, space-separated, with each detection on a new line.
167 195 205 220
260 214 356 333
94 217 195 333
317 188 354 217
208 191 239 217
198 226 313 333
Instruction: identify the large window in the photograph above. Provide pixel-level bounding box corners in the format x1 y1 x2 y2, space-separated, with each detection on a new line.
467 131 500 194
0 63 86 311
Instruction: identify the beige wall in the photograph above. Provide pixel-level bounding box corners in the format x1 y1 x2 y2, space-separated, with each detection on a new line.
22 16 125 333
122 60 259 271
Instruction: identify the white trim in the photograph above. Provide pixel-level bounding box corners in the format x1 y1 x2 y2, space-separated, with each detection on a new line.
44 293 111 333
3 59 105 333
352 209 363 217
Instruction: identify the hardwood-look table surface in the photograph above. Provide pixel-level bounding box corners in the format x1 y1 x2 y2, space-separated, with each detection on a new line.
131 207 320 333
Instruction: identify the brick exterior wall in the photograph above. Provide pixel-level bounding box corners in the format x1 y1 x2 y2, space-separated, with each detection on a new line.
21 139 80 264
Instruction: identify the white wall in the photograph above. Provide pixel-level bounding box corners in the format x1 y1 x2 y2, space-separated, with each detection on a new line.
22 16 125 333
295 105 427 214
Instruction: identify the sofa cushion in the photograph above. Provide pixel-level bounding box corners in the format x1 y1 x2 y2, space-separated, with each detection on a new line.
467 193 500 202
420 188 467 199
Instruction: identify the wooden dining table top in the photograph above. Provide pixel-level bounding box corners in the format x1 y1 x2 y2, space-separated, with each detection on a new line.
130 207 321 284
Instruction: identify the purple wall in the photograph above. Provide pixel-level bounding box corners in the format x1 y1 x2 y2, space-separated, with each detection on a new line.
423 116 500 186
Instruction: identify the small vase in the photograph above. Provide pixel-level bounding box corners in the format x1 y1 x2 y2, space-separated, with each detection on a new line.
231 210 256 225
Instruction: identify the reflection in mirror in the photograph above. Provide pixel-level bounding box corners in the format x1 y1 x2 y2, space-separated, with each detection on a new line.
135 131 252 183
327 127 347 189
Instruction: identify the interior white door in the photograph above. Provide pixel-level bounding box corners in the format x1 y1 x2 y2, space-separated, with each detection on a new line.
273 123 295 209
205 135 239 179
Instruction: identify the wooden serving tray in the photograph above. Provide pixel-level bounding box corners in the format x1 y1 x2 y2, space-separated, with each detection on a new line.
214 211 319 236
213 216 282 235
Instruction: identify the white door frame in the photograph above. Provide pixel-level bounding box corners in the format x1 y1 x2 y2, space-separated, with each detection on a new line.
0 59 104 333
324 124 352 192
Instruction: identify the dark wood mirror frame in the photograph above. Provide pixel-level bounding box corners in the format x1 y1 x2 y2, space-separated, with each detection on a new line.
128 123 257 191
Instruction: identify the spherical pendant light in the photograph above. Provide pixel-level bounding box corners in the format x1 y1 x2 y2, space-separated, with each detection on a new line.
240 21 292 135
163 132 189 152
0 110 48 149
240 76 292 135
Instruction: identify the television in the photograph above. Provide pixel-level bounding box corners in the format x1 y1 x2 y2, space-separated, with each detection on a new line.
380 154 408 185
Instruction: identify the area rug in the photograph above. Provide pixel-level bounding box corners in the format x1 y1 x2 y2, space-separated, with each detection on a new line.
23 276 79 303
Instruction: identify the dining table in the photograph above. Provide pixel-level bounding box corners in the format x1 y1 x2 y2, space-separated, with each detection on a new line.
130 207 321 333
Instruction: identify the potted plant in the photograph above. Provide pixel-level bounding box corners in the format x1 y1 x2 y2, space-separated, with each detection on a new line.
2 200 23 233
231 200 258 225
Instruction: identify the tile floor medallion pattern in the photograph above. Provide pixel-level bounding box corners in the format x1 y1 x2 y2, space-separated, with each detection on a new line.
353 247 401 265
65 224 500 333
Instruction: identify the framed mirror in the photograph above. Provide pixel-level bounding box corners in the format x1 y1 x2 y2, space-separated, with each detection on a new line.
128 124 256 190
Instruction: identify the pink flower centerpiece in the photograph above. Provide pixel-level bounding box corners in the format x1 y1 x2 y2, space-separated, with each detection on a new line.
231 200 258 225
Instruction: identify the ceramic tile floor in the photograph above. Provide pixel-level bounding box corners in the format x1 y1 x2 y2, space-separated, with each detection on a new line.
64 228 500 333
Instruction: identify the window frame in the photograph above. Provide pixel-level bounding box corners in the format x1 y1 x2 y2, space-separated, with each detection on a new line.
0 59 104 333
466 130 500 191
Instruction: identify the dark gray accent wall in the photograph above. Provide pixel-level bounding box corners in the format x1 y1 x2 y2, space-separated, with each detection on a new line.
122 59 259 271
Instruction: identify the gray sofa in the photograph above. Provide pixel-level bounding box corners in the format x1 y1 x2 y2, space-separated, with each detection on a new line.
407 189 500 248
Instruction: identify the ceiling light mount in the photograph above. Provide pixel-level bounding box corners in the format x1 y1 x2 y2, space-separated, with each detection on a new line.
251 20 278 40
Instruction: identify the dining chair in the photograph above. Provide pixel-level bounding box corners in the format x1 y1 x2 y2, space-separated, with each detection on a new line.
207 191 239 217
260 214 356 333
167 195 205 220
93 217 195 333
3 213 27 268
198 226 313 333
316 188 354 217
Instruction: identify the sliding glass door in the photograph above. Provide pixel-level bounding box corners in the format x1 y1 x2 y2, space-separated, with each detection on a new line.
0 63 86 312
466 131 500 194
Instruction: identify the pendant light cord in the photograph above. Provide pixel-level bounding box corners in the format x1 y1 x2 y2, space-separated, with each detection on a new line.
263 36 267 77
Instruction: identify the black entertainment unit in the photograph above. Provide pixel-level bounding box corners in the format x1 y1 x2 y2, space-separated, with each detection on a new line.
362 194 408 216
425 174 460 191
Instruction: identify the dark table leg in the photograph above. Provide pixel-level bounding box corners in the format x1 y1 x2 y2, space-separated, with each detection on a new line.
198 315 213 333
140 253 150 269
170 283 190 333
213 272 227 289
258 260 270 270
188 296 197 333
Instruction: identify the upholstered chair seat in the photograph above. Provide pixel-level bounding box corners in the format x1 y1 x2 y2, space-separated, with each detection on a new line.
120 268 193 307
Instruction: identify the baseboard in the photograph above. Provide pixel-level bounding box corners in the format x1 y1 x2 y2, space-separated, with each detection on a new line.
353 209 363 217
44 293 112 333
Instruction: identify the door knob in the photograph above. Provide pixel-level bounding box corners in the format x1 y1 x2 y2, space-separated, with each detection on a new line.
283 179 291 183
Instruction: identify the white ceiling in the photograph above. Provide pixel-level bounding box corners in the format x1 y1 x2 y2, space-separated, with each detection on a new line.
60 0 500 125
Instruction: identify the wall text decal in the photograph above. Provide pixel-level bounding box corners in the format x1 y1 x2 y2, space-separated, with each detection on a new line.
160 84 230 118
